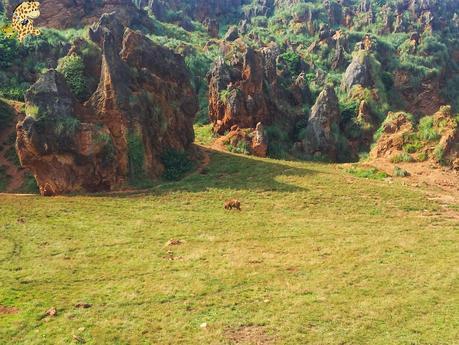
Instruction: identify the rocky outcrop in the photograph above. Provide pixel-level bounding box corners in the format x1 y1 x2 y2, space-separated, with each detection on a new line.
5 0 152 29
370 107 459 169
370 112 414 160
252 122 268 157
207 50 269 134
342 51 374 93
301 86 342 160
215 122 268 157
16 13 197 195
207 45 308 136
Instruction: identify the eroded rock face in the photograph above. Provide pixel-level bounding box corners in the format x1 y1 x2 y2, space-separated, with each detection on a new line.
207 49 270 134
370 107 459 169
207 45 308 136
5 0 152 29
16 13 197 195
16 70 118 195
302 86 342 160
370 112 414 160
393 70 444 117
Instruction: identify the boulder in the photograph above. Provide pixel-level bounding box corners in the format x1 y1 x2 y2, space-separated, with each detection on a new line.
341 52 374 93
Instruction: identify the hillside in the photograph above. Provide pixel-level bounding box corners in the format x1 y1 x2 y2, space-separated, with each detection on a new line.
1 146 458 344
0 0 458 193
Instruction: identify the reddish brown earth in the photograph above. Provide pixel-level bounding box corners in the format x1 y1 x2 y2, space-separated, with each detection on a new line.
0 305 18 315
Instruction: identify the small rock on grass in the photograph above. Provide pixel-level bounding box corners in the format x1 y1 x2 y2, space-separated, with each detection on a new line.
72 334 85 343
46 307 57 317
75 303 92 309
200 322 208 329
165 239 184 246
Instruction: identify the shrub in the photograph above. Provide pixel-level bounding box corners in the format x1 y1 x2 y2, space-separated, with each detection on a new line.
161 149 193 181
0 166 10 192
57 55 89 100
266 125 289 159
0 99 13 129
433 146 446 165
17 172 39 194
0 31 18 69
393 166 410 177
417 151 428 162
54 117 80 137
417 116 440 141
127 133 145 182
391 152 414 163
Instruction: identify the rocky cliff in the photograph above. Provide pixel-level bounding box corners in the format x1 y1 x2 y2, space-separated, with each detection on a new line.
15 13 197 195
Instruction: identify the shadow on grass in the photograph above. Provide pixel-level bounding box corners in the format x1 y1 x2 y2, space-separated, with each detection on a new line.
106 148 316 198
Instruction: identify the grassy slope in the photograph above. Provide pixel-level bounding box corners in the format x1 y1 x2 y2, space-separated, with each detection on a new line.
0 147 458 344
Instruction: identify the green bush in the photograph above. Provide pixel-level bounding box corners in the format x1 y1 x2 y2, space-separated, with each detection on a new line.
127 133 146 182
266 125 289 159
0 31 18 69
57 55 89 100
160 149 193 181
0 99 13 129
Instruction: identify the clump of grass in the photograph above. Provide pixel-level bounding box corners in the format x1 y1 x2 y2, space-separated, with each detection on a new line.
393 166 410 177
417 116 440 141
391 152 414 163
416 151 428 162
25 105 40 119
57 54 89 100
194 124 215 146
346 166 388 180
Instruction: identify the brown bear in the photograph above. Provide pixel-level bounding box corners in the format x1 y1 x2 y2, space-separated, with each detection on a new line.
224 199 241 211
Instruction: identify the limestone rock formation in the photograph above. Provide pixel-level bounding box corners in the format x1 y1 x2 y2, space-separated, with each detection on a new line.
342 52 374 93
16 13 197 195
302 86 342 160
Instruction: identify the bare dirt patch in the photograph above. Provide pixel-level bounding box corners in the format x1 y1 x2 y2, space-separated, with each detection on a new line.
370 159 459 201
225 325 274 345
0 305 18 315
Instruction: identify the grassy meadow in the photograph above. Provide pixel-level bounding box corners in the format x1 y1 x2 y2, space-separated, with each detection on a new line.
0 146 458 344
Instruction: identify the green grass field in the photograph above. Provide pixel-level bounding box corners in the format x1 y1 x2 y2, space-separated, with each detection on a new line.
0 148 458 344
